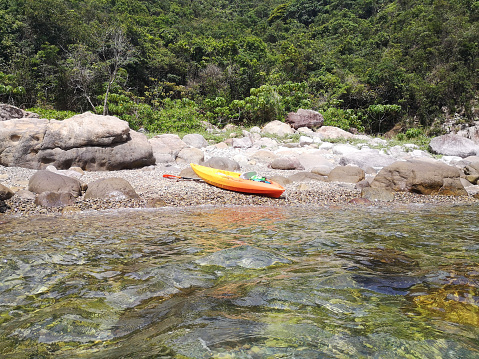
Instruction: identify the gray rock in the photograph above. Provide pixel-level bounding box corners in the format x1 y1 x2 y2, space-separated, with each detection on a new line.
456 121 479 144
0 104 39 121
328 165 365 183
355 179 371 190
253 137 279 150
0 183 14 200
204 157 240 171
0 118 49 168
28 170 83 197
299 136 314 147
34 191 76 208
37 130 155 171
0 103 24 121
41 112 130 149
0 114 155 170
429 134 479 158
15 189 36 200
176 147 204 165
84 178 139 200
149 134 187 163
370 159 466 196
232 136 253 149
182 133 208 148
269 157 305 170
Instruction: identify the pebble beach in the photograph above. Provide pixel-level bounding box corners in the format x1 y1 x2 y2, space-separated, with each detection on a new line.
2 162 479 217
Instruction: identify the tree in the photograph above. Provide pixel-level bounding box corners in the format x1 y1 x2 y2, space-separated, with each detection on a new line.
98 28 136 116
64 44 99 112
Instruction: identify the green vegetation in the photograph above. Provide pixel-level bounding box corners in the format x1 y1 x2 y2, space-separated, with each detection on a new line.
0 0 477 135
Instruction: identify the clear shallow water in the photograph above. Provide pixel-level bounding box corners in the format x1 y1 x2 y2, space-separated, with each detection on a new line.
0 204 478 358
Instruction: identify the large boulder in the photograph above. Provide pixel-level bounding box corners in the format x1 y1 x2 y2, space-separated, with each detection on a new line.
0 112 155 170
286 109 324 130
149 134 187 163
0 118 50 168
42 112 130 149
34 130 155 171
28 170 83 197
370 159 467 196
84 178 139 200
429 134 479 158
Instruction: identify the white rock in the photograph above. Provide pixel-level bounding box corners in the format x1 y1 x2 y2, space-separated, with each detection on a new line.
261 120 295 137
318 142 334 150
332 144 360 156
369 138 388 146
299 136 314 147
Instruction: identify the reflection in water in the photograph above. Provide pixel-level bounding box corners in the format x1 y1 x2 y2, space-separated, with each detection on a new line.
0 205 479 358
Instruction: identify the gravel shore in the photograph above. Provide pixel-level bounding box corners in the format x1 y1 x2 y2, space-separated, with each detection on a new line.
2 164 479 217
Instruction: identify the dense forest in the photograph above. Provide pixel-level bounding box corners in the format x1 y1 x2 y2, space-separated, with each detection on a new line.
0 0 478 135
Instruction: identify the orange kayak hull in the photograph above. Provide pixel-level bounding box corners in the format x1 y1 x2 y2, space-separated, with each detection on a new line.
191 163 285 198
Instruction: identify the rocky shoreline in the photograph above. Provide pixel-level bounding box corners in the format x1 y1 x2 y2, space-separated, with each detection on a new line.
2 109 479 217
2 164 478 217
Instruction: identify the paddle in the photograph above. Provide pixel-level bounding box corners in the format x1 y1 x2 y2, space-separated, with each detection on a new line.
162 174 203 181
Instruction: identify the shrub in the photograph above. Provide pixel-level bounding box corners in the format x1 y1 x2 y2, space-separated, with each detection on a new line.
27 107 77 120
321 107 365 132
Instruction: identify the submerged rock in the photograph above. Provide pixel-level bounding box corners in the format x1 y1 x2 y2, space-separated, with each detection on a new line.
335 248 419 274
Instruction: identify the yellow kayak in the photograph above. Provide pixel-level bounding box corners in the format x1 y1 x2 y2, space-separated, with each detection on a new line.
191 163 285 198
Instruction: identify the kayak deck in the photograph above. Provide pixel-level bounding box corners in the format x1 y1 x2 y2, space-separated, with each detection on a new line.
191 163 285 198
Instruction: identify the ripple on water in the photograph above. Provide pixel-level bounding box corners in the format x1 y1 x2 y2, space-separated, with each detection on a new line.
0 205 479 358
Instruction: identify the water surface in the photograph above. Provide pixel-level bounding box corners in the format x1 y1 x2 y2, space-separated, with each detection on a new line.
0 204 478 358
